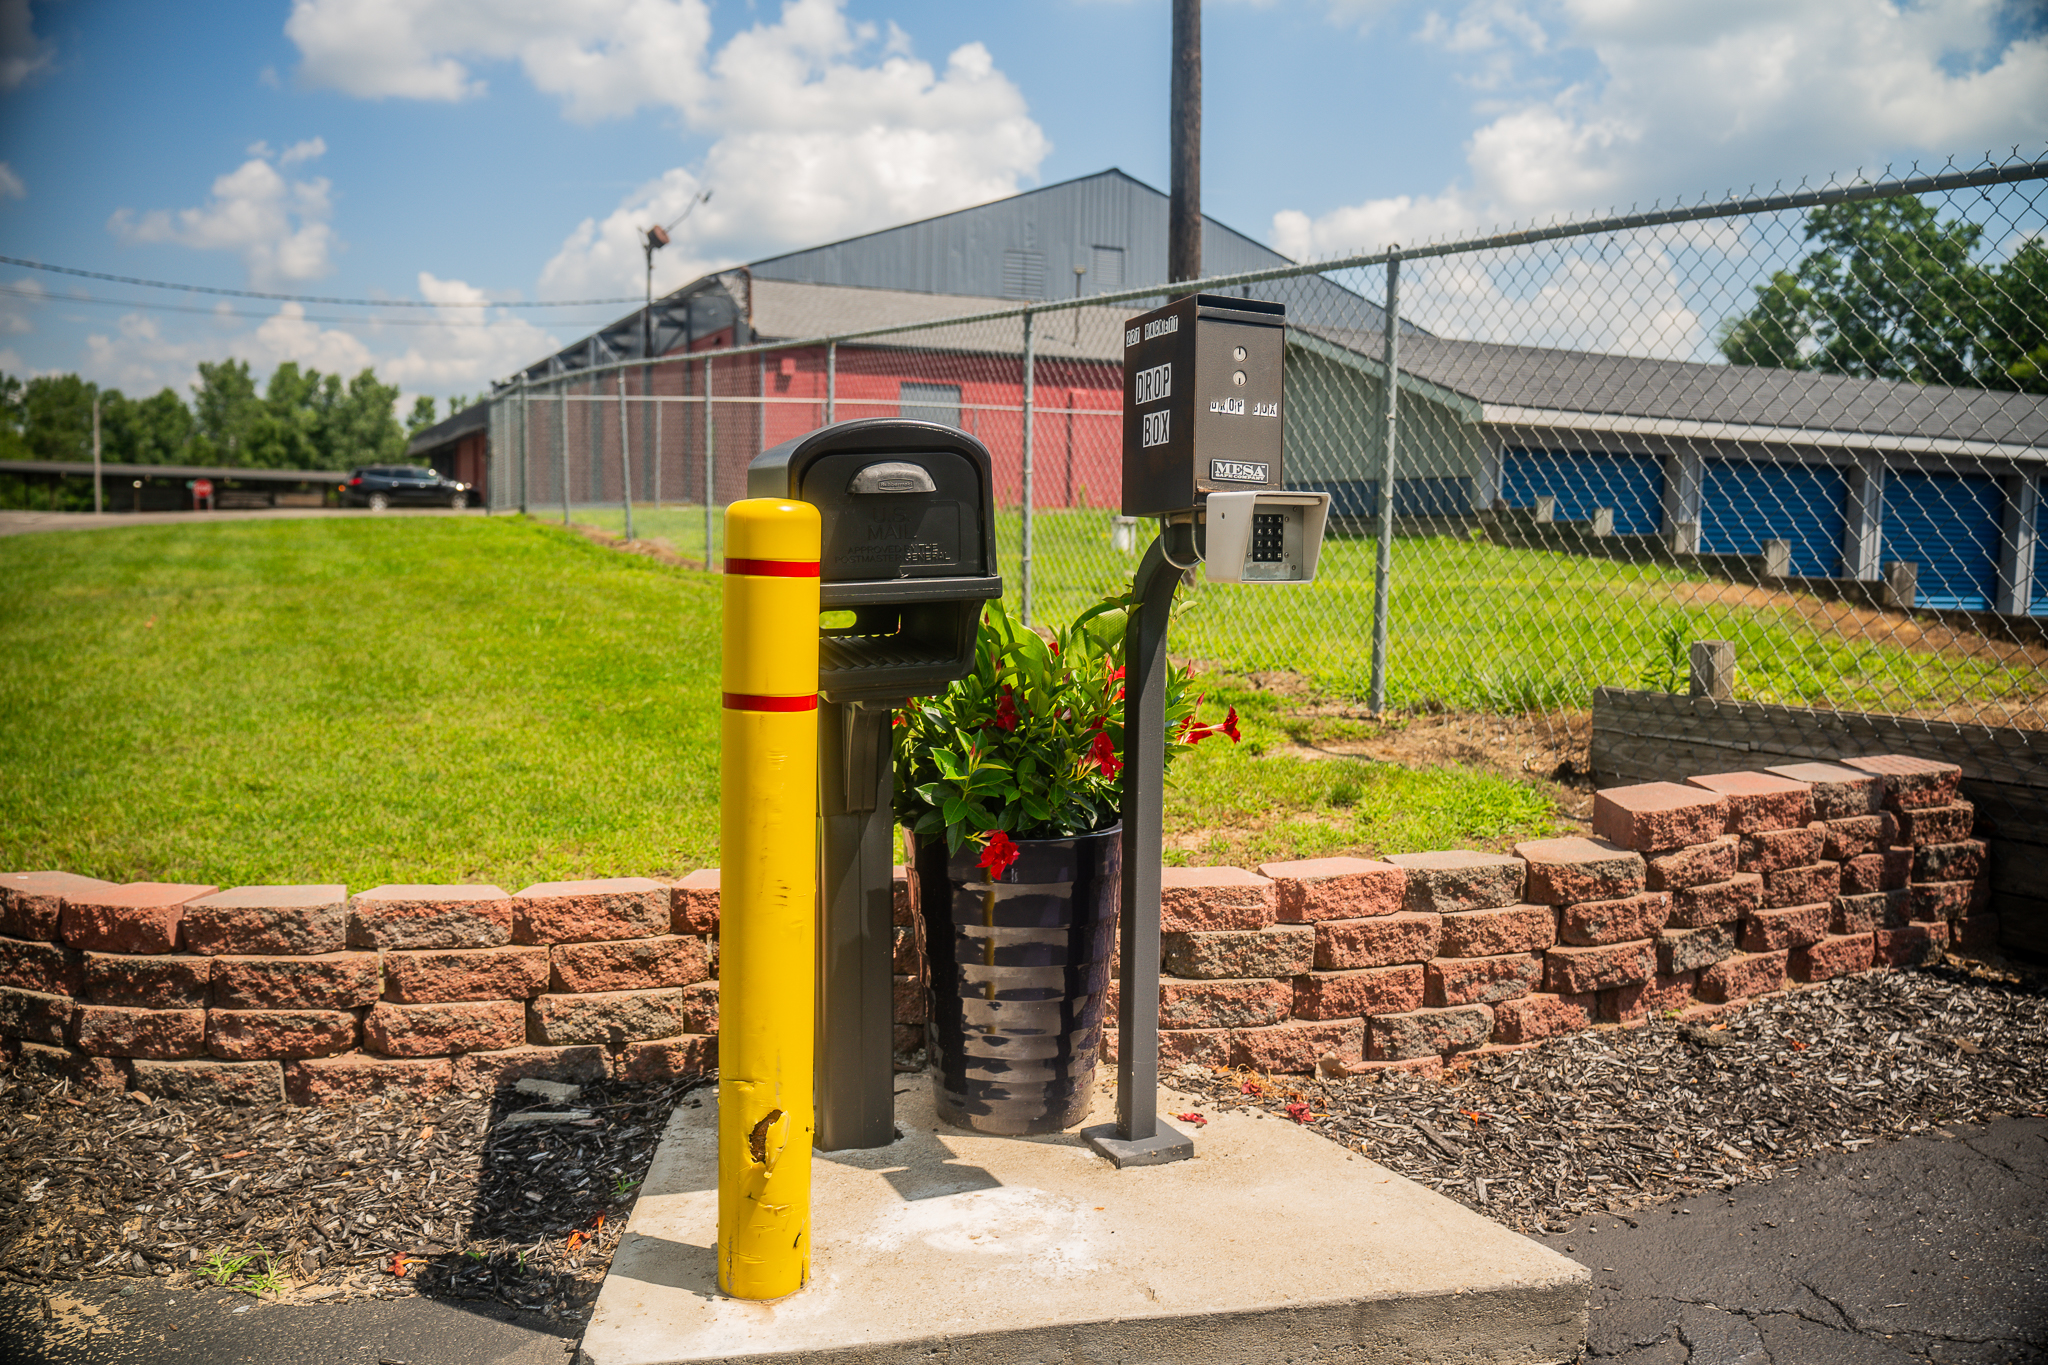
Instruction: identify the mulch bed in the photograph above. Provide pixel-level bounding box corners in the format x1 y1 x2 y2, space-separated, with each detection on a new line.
1177 961 2048 1234
0 1070 707 1325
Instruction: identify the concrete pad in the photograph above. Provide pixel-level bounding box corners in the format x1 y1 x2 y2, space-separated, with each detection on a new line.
581 1075 1588 1365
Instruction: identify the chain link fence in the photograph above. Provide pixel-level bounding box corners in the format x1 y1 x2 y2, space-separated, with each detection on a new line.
487 152 2048 742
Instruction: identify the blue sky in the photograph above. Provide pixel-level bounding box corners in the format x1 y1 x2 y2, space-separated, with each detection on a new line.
1 0 2044 404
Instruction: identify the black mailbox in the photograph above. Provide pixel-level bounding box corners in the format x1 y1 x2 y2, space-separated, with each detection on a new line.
748 419 1004 1154
1121 293 1287 517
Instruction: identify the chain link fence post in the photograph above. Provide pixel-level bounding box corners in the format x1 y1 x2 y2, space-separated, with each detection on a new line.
1021 308 1036 627
1369 251 1401 714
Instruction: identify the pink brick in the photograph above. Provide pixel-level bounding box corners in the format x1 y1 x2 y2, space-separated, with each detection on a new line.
82 953 209 1009
1645 839 1737 891
1160 867 1276 931
1157 1028 1232 1068
1491 992 1597 1044
1764 762 1883 820
1821 814 1898 862
1840 854 1886 896
548 936 709 995
1256 856 1406 923
179 885 348 956
1882 847 1912 890
1544 941 1654 994
1739 902 1829 952
1842 754 1961 810
1894 802 1975 845
1 872 120 942
60 883 218 955
528 988 685 1046
0 935 82 996
1909 881 1975 920
364 1000 525 1057
1368 1005 1491 1060
211 953 381 1010
1762 863 1839 909
1560 892 1671 947
1344 1055 1445 1080
1424 953 1543 1007
206 1008 358 1060
892 925 920 975
1913 841 1985 883
1159 978 1291 1030
616 1034 718 1082
1434 903 1556 958
1685 771 1813 833
285 1054 452 1105
892 866 915 928
1514 837 1645 907
128 1057 284 1105
453 1044 610 1091
1592 782 1728 853
1668 874 1763 927
1738 827 1822 874
347 885 513 951
1656 924 1736 975
11 1041 126 1091
75 1004 207 1059
0 985 74 1045
1698 950 1789 1003
1293 964 1425 1019
383 946 550 1003
512 877 670 945
1829 893 1890 936
1790 933 1873 983
1160 926 1314 979
1873 921 1948 966
1314 912 1440 969
893 974 924 1025
1602 970 1698 1023
680 979 719 1033
673 870 720 934
1385 851 1526 913
1231 1019 1364 1073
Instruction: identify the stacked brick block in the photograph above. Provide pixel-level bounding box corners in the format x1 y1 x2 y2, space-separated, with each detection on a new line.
1842 755 1993 956
0 875 721 1104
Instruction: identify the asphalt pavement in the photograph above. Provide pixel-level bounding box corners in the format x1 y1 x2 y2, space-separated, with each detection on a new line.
1 1117 2040 1364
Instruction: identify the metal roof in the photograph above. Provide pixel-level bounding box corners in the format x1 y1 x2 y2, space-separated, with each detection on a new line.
405 400 490 458
1304 326 2048 456
0 460 349 483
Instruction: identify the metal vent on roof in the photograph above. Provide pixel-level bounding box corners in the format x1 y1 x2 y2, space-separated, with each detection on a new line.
1002 249 1046 299
1090 245 1125 293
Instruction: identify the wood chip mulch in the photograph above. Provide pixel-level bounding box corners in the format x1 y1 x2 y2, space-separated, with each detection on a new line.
0 1071 708 1326
1177 961 2048 1233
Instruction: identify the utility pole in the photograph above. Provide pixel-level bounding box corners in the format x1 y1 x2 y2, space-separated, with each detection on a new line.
1168 0 1201 284
91 393 102 514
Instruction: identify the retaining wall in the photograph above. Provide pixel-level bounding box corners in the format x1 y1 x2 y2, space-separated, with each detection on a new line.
0 752 1991 1103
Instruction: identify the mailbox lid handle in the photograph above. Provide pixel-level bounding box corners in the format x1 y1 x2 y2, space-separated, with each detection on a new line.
847 461 937 495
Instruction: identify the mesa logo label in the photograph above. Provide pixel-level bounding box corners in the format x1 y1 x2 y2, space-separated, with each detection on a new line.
1132 362 1172 406
1210 460 1269 484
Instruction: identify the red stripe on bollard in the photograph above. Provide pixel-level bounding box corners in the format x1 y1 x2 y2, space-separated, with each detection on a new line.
722 692 820 712
724 558 821 578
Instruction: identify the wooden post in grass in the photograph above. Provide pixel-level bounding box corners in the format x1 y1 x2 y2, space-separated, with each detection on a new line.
1689 640 1735 700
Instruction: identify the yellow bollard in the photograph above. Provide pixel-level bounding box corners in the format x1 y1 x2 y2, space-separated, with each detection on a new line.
717 498 821 1301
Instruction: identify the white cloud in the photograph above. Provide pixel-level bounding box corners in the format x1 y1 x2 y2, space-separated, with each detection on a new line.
108 143 339 286
0 0 49 91
290 0 1050 299
0 161 23 201
0 274 43 336
1279 0 2048 258
376 273 563 392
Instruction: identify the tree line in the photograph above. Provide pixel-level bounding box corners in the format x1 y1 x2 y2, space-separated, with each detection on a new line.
1719 198 2048 392
0 361 485 471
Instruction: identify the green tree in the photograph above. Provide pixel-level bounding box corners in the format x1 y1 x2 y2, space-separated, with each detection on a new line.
100 388 196 465
1719 197 2045 391
20 374 99 463
0 374 25 461
405 395 438 437
317 368 406 468
192 359 262 465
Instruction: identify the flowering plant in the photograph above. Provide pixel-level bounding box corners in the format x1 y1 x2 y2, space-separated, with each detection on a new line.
893 596 1240 878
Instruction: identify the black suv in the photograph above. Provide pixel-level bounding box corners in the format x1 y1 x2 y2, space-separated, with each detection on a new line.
345 466 473 510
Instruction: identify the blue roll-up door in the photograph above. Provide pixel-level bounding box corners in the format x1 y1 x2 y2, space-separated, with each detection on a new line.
1700 459 1848 578
1882 470 2001 611
1501 451 1662 535
2034 478 2047 616
1298 478 1475 519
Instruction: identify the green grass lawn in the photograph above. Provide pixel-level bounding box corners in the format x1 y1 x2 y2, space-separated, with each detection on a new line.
572 502 2036 719
0 515 1567 887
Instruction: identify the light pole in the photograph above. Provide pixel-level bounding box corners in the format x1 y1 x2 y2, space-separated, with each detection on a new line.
642 190 713 363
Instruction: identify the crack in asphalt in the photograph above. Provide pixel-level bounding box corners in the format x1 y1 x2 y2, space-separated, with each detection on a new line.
1586 1293 2041 1363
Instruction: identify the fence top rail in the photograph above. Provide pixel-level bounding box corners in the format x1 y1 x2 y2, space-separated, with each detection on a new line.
495 153 2048 392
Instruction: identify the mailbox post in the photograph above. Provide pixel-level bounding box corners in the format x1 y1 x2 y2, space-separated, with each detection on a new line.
1085 294 1330 1169
749 420 1003 1151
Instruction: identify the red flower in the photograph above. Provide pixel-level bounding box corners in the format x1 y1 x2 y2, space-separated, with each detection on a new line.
1284 1102 1315 1125
1221 706 1241 742
994 687 1019 732
1087 731 1122 778
978 829 1019 879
